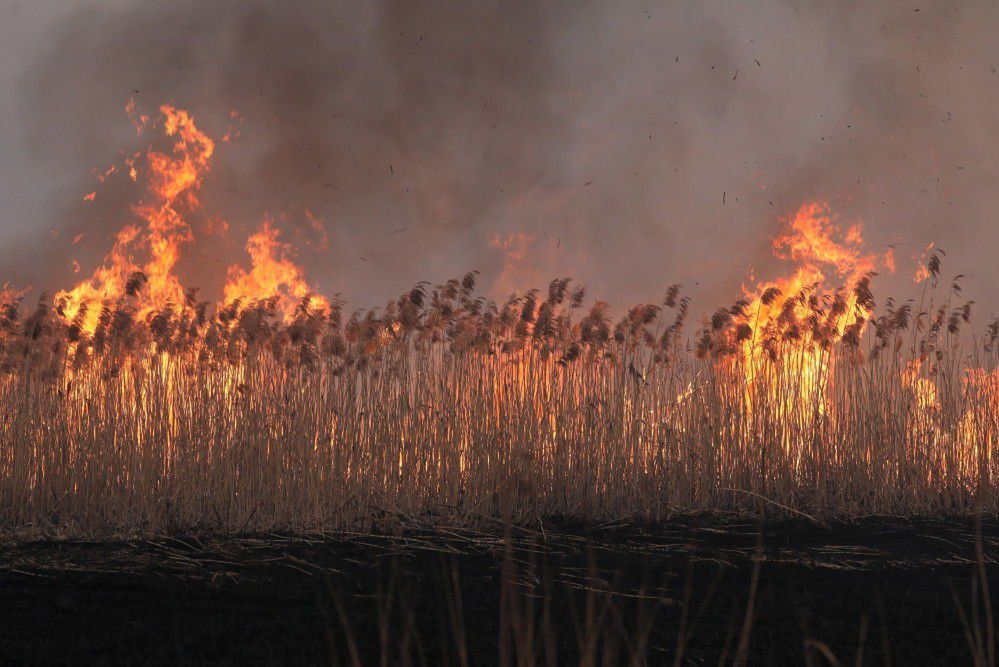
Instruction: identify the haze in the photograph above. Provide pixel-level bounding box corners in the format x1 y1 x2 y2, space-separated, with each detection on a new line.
0 1 995 318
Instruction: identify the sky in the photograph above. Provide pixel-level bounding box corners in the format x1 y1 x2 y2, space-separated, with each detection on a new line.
0 0 995 319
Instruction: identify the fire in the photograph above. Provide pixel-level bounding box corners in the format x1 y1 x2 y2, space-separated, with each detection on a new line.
139 105 214 312
54 102 325 336
902 363 997 482
0 108 996 528
913 242 936 283
224 220 329 318
902 358 938 411
0 283 26 305
125 97 149 135
56 105 214 333
770 204 878 280
737 202 891 377
963 369 999 475
10 100 996 500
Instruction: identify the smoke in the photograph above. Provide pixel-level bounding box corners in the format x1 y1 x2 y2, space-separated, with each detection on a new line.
1 1 996 317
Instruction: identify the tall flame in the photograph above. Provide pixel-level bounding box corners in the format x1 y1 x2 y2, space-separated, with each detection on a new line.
732 202 894 416
56 105 214 333
54 102 330 336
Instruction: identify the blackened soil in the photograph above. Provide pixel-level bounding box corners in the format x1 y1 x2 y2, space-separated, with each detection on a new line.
0 517 996 665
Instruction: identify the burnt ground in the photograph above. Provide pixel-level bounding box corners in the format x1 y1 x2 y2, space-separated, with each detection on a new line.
0 517 997 665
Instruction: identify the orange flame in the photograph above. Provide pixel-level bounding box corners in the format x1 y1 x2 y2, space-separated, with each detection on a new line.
224 219 329 318
902 358 938 411
491 232 537 296
744 202 888 345
734 202 894 416
58 101 330 336
56 104 214 333
913 241 935 283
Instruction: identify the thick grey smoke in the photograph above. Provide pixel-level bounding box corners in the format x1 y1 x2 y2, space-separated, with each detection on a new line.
0 1 995 317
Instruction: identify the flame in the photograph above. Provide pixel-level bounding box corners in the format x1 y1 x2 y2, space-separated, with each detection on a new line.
963 369 999 473
139 105 213 308
96 165 117 182
743 202 887 350
883 246 896 274
902 358 938 411
731 202 893 420
1 118 996 522
901 364 997 482
304 209 330 251
913 241 935 283
224 219 329 318
492 232 534 265
125 97 149 135
28 102 999 482
55 101 327 337
771 205 877 280
56 105 214 333
0 283 27 305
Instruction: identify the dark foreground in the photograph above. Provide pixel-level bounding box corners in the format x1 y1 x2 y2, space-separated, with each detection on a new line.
1 517 996 665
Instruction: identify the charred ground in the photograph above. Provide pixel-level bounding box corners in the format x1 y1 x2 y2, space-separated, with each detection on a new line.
1 517 995 664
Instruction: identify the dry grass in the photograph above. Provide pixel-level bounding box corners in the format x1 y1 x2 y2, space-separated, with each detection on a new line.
0 270 995 536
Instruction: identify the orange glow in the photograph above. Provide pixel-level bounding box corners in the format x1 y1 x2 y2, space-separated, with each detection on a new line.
56 102 330 339
55 101 339 342
0 283 27 305
0 96 995 530
770 202 882 282
19 100 993 504
902 358 938 411
491 232 537 296
913 241 935 283
56 104 214 334
491 232 534 264
726 202 894 421
224 219 329 318
125 97 149 135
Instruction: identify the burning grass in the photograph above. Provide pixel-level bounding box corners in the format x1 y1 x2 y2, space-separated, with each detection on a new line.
0 103 995 536
0 261 996 536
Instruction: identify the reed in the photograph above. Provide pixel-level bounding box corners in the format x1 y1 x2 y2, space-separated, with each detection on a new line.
0 268 995 536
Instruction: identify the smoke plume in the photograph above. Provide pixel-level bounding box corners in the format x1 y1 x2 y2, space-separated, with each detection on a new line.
1 1 996 316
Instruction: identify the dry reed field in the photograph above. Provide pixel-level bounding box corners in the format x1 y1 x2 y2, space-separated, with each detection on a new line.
0 96 997 666
0 258 995 537
8 4 999 659
0 104 995 538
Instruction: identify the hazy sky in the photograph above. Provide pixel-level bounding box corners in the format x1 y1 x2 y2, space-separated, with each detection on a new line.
0 1 995 318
